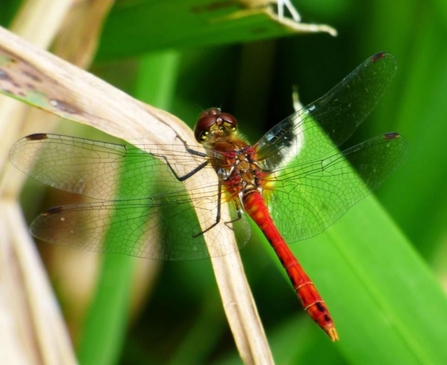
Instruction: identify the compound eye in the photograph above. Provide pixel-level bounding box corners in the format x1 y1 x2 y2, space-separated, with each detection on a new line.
218 112 237 128
194 113 218 142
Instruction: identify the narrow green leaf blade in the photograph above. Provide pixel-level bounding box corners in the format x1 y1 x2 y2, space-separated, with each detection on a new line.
286 197 447 364
96 0 335 60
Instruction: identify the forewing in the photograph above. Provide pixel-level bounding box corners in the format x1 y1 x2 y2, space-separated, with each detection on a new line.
9 133 202 200
256 53 397 171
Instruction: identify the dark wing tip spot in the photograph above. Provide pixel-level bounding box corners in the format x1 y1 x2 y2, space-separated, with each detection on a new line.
43 206 66 216
26 133 49 141
383 132 400 140
371 52 387 62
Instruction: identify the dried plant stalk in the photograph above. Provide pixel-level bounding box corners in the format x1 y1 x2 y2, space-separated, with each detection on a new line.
0 22 274 365
0 1 80 364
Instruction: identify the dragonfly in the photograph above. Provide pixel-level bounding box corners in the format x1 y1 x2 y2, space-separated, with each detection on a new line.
9 52 407 341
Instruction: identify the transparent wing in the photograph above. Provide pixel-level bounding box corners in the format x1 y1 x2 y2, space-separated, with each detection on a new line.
9 133 203 200
265 133 408 243
256 53 397 171
10 134 250 260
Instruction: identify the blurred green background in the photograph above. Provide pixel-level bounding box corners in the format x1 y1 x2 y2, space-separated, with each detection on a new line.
2 0 447 364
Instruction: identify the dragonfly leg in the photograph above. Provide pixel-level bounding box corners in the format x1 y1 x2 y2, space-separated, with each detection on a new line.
224 203 243 230
192 181 223 237
162 158 209 182
176 134 207 157
154 135 210 182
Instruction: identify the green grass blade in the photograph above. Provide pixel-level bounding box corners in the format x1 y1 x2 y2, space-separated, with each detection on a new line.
77 50 179 365
283 196 447 364
77 255 137 365
96 0 335 60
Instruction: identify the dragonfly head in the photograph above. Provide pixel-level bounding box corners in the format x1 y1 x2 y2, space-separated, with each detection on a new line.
194 108 238 143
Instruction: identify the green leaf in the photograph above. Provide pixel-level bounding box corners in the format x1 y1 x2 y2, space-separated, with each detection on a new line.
77 51 180 365
269 196 447 364
96 0 335 60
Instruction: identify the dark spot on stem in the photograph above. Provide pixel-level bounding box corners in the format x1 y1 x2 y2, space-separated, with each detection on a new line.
0 69 12 81
49 99 80 114
22 70 42 83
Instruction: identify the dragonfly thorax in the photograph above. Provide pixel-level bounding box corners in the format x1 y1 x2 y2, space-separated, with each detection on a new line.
211 141 266 203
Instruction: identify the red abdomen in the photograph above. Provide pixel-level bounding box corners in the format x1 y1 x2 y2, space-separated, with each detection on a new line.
243 191 338 341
